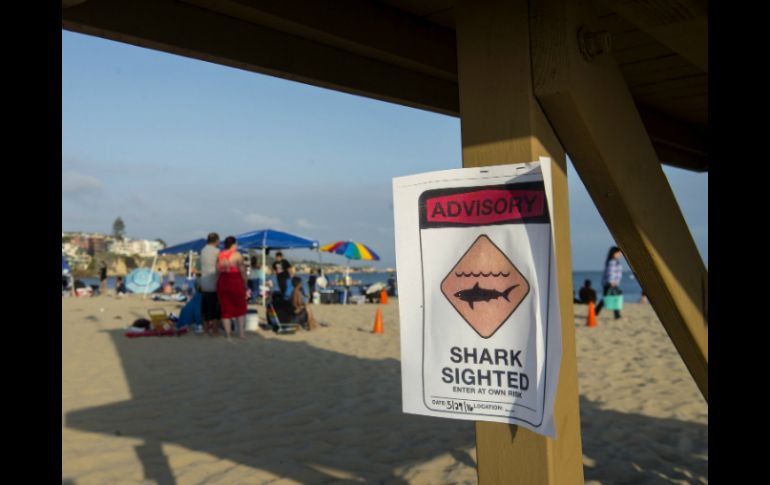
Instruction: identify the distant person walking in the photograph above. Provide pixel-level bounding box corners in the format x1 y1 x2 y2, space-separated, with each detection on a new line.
595 246 623 319
99 261 108 295
199 232 221 336
578 279 597 304
216 236 248 339
272 251 294 296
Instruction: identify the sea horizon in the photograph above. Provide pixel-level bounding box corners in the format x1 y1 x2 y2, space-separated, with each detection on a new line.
77 269 644 302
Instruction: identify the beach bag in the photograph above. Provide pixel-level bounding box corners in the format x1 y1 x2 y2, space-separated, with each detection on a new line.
603 287 624 311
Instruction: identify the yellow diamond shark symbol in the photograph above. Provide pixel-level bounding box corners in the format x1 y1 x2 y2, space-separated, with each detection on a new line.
440 235 530 338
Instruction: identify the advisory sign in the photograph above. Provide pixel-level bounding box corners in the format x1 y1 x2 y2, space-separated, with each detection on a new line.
393 159 562 437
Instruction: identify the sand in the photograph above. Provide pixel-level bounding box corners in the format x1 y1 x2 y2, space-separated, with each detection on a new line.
62 296 707 484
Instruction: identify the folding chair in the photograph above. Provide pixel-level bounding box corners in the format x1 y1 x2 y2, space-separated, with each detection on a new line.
266 303 300 334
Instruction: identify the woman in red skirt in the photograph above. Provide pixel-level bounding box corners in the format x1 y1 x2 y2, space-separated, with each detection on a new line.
216 236 248 339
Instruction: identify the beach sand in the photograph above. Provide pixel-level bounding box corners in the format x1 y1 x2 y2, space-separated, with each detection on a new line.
62 296 706 484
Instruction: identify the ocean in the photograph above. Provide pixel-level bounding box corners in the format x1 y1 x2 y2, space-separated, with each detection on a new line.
79 270 644 301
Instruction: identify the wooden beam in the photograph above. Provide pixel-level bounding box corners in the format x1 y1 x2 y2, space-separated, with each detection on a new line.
62 0 707 172
62 0 88 7
601 0 708 72
61 0 459 116
636 104 708 172
531 0 708 399
456 1 583 483
182 0 458 82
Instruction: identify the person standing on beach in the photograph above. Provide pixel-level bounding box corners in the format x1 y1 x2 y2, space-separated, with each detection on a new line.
595 246 623 319
316 269 328 289
167 269 175 288
216 236 248 339
272 251 294 296
99 261 108 295
248 256 261 304
199 232 221 336
307 269 317 302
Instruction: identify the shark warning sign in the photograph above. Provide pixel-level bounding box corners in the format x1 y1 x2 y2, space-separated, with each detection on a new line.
393 159 562 437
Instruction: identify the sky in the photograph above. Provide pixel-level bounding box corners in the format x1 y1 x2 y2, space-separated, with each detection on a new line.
62 31 707 271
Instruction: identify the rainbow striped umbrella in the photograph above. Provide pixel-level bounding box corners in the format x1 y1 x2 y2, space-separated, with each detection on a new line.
320 241 380 302
320 240 380 261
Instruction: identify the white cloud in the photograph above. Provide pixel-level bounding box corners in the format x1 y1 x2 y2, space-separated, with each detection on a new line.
243 213 283 228
62 171 102 193
296 218 325 230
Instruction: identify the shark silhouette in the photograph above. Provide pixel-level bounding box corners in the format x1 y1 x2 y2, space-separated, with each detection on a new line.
453 282 519 309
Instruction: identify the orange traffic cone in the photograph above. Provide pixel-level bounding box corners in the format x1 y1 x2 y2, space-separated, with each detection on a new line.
373 307 384 334
380 288 388 304
587 301 597 328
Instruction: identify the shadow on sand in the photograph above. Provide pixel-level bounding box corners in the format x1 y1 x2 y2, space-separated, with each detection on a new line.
65 329 706 483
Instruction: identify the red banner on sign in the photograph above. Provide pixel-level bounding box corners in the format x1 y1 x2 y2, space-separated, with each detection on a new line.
425 189 546 225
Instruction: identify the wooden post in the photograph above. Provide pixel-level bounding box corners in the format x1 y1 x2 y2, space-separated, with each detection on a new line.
530 0 708 400
456 1 584 483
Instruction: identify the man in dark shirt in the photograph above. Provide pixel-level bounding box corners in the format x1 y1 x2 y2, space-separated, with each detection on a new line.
272 252 294 296
307 268 317 301
578 279 597 304
99 262 108 295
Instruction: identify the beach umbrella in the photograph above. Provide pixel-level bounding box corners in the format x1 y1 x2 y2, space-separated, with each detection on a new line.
320 241 380 303
233 228 320 301
125 268 162 294
234 228 319 251
157 238 207 255
320 240 380 262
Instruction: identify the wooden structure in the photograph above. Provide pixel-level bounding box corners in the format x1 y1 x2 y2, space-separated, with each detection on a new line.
62 1 708 484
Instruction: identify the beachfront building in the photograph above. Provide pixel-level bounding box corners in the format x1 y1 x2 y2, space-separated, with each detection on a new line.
108 238 165 258
62 232 108 256
87 235 107 255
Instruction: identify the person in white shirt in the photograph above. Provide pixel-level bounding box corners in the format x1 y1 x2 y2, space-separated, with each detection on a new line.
199 233 221 336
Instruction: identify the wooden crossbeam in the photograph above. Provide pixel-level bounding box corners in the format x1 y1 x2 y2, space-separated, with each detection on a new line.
62 0 707 172
61 0 459 115
531 0 708 400
181 0 458 82
601 0 708 72
636 105 708 172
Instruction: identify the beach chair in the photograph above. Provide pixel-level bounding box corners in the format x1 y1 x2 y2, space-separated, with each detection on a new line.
265 303 300 334
147 308 174 331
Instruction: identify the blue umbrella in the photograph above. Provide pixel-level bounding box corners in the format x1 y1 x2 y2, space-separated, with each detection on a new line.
125 268 162 294
157 238 207 255
234 228 319 251
157 230 318 255
62 256 70 274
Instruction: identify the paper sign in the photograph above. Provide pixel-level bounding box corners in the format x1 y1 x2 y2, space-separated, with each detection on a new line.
393 159 562 437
